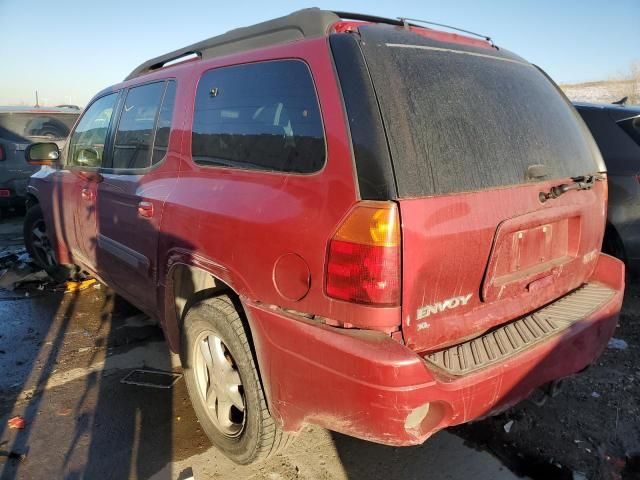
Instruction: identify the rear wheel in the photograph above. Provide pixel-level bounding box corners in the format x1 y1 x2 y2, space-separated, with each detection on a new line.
181 295 292 464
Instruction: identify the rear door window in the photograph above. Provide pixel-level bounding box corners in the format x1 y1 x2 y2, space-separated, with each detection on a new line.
192 60 325 173
111 82 165 170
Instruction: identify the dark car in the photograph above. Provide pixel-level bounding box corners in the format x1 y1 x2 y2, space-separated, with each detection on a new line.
0 106 79 215
574 102 640 275
24 9 623 465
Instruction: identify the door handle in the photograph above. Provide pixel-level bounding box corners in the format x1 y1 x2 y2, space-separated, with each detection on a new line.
138 201 154 218
81 188 94 201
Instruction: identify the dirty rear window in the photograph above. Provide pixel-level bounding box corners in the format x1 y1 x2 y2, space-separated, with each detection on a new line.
0 113 78 142
358 26 602 197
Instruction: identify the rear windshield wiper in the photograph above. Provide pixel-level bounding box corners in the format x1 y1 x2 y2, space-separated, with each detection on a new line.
539 174 604 203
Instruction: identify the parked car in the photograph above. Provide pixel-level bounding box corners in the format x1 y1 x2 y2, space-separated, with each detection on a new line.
0 106 79 216
574 102 640 276
24 9 624 465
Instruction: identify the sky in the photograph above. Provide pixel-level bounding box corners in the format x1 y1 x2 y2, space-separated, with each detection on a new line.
1 0 638 107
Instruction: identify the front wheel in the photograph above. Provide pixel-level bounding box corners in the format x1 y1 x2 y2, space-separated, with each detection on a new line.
23 204 57 270
181 295 292 464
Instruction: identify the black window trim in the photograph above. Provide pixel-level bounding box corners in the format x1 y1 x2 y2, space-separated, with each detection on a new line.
99 78 178 176
190 58 328 177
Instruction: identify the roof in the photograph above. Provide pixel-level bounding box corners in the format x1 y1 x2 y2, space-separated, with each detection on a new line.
0 106 81 114
125 8 340 81
124 8 494 81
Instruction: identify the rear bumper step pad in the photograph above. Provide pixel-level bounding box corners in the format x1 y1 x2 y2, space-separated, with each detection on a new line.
424 283 615 376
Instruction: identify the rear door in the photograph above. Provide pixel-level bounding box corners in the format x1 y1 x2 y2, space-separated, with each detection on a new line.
96 80 178 311
354 26 606 352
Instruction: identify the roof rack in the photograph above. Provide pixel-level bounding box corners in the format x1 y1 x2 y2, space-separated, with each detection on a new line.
397 17 494 47
125 9 495 80
124 8 340 80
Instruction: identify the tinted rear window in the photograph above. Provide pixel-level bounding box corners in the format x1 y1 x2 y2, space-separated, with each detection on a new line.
618 116 640 147
0 112 78 141
577 108 640 174
358 26 602 197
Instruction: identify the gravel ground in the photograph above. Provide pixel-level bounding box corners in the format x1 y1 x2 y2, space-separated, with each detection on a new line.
455 282 640 480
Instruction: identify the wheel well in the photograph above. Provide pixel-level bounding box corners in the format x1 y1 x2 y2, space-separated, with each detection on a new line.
171 264 236 328
170 264 273 420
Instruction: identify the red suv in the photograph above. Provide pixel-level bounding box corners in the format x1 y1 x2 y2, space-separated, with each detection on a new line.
24 9 624 465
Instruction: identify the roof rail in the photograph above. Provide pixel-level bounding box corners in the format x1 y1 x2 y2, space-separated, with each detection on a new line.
124 9 494 81
124 8 340 80
332 11 407 27
397 17 494 47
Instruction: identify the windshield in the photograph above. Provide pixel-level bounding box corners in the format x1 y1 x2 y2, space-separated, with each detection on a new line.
358 26 603 197
0 112 78 142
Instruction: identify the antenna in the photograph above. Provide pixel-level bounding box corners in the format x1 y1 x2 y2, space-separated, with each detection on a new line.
397 17 495 48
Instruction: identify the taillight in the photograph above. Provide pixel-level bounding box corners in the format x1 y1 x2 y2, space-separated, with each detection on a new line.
326 202 401 306
0 144 5 161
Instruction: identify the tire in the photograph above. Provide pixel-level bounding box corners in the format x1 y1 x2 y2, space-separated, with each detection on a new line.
23 204 57 271
602 226 632 282
181 295 292 464
23 204 82 281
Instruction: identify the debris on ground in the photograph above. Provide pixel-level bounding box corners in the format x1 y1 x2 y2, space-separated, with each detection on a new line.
120 369 183 389
0 246 51 291
0 266 49 291
503 420 514 433
177 467 195 480
8 415 26 429
0 449 28 463
608 337 628 350
64 278 97 293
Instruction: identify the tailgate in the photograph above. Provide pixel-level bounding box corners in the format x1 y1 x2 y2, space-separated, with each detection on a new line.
400 179 606 352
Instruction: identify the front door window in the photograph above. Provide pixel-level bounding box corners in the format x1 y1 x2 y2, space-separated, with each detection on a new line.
67 93 118 168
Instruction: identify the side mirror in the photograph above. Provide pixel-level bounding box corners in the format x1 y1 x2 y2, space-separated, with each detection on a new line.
26 142 60 166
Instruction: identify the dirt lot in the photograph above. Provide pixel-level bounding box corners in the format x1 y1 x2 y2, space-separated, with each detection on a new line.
1 211 639 479
455 284 640 480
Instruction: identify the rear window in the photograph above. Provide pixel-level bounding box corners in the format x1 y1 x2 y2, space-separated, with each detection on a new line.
0 112 78 142
618 116 640 147
577 108 640 174
357 26 602 197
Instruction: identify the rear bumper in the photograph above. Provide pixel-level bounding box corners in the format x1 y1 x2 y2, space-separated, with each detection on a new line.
245 253 624 446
